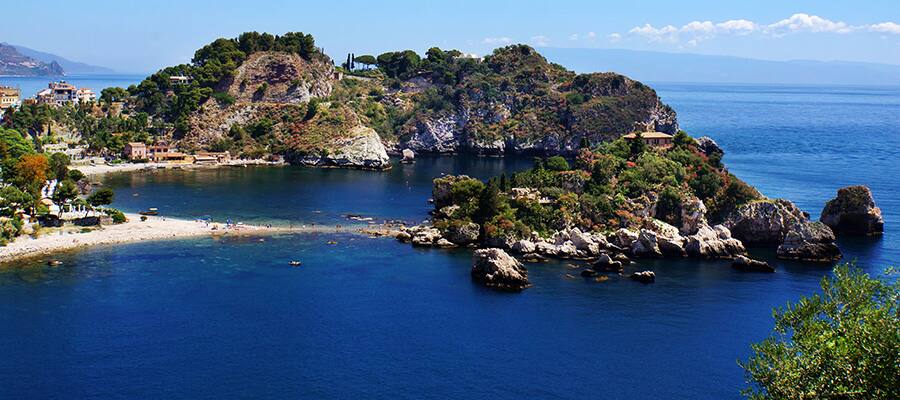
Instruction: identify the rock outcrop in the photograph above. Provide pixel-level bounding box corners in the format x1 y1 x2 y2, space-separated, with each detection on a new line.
695 136 723 158
820 185 884 236
684 224 746 259
776 221 842 262
732 255 774 273
471 248 531 291
725 199 806 245
726 199 842 262
444 222 480 245
295 125 390 169
630 271 656 284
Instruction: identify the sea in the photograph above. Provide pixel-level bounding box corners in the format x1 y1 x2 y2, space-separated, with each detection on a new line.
0 80 897 399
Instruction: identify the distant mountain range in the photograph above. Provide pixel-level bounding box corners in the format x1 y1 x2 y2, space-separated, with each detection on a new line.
0 43 64 76
11 44 115 75
0 42 114 76
540 48 900 85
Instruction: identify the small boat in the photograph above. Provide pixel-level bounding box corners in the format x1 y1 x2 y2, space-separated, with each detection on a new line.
327 240 337 245
139 208 159 216
289 261 302 266
47 260 62 266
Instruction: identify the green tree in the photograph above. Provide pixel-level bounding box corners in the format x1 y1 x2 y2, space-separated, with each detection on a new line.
87 188 115 208
629 132 647 159
673 130 694 148
51 179 79 214
741 264 899 400
0 186 33 216
48 152 70 181
545 156 570 171
476 179 502 224
100 87 129 104
354 55 377 69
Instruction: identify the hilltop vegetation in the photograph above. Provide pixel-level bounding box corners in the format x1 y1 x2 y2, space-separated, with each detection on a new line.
430 131 760 245
1 32 679 169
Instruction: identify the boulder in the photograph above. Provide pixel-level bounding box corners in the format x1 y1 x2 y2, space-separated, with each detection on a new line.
732 255 775 273
593 254 624 273
776 221 842 262
695 136 723 158
410 226 442 247
568 228 604 256
471 248 531 291
521 253 549 263
648 220 686 257
395 231 412 243
679 197 708 235
511 239 537 254
630 229 663 258
630 271 656 284
401 148 415 162
444 222 480 245
820 185 884 236
610 228 639 249
724 199 806 245
684 224 746 259
434 238 457 248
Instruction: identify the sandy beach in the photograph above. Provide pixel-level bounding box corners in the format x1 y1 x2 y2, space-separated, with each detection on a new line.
76 159 284 177
0 214 296 264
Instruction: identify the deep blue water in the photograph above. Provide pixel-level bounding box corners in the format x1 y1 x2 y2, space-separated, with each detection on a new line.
1 83 898 399
0 74 143 98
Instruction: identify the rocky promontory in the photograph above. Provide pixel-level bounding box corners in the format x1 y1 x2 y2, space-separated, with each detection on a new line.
820 185 884 236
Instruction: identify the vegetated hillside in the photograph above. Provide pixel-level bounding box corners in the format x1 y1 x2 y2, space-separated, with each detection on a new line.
13 32 677 167
372 45 677 154
0 43 64 76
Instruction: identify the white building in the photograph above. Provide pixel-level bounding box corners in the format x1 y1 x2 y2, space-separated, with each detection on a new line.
35 81 96 106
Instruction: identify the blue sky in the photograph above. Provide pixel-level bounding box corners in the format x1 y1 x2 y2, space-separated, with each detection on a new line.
5 0 900 73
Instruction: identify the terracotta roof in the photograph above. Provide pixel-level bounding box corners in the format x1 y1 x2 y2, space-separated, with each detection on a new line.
623 132 673 139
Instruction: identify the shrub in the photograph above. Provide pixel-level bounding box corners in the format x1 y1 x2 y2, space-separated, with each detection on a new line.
103 208 127 224
741 264 899 400
545 156 570 171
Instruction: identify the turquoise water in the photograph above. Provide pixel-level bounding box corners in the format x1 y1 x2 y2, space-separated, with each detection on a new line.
1 83 898 399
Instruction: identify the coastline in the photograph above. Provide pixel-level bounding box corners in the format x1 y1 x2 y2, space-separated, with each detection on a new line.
76 159 285 177
0 213 403 265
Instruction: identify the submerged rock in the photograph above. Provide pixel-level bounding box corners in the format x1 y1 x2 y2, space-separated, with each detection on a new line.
820 185 884 236
471 248 531 291
776 221 842 262
731 255 774 273
630 270 656 284
593 253 624 273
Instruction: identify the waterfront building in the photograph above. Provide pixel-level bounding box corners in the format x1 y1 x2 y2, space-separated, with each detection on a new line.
0 86 20 109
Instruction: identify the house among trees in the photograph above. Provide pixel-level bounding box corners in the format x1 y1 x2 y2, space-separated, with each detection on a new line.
623 131 674 148
0 86 20 109
35 81 96 106
124 142 147 160
169 75 192 85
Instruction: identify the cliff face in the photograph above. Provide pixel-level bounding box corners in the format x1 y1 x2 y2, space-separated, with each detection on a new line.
181 52 389 168
0 43 65 76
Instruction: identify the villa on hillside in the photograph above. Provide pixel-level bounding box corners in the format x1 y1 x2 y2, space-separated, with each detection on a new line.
124 142 147 160
623 131 674 148
169 75 192 85
0 86 20 109
35 81 96 106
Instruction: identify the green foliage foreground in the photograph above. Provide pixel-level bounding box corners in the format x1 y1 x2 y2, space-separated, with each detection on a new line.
741 264 899 399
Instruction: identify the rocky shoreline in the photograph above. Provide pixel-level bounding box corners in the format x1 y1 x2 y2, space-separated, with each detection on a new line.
394 183 882 292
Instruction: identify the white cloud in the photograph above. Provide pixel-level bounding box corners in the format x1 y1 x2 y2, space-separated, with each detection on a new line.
607 33 621 43
482 37 512 45
623 13 897 45
870 22 900 34
765 13 854 35
530 35 550 47
586 31 597 39
569 33 579 41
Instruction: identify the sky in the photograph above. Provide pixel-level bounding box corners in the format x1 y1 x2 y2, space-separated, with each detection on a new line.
4 0 900 73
